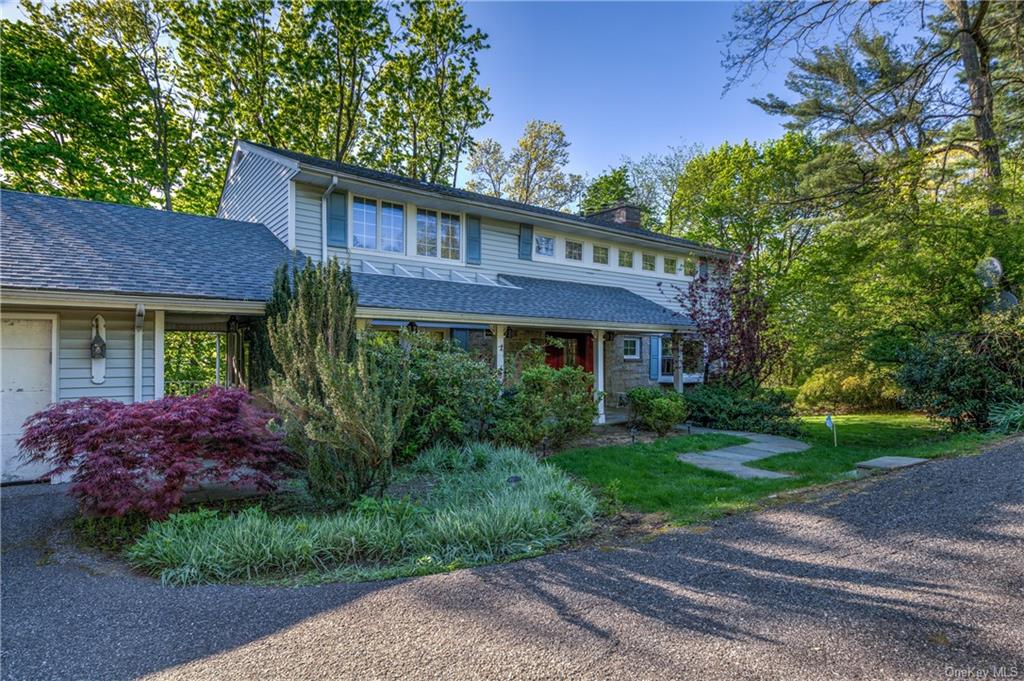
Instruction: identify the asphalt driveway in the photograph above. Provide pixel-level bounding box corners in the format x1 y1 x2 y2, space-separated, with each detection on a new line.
2 439 1022 680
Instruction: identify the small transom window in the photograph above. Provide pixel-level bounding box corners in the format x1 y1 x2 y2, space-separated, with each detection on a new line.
565 239 583 261
642 253 656 271
618 249 634 268
663 257 678 275
593 245 609 265
535 235 555 257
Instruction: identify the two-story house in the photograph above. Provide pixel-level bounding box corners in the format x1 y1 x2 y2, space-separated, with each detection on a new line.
0 140 730 482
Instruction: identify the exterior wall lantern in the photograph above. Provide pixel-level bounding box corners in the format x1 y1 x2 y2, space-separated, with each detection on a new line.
90 314 107 384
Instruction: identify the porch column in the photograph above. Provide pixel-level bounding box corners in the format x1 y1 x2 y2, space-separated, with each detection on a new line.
491 324 507 382
593 329 606 424
672 331 684 393
154 310 165 398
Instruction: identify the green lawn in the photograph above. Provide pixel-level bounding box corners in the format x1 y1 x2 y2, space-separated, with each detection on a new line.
548 413 998 525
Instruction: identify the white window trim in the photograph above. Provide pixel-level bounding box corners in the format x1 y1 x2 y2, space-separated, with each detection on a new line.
592 242 611 266
564 237 585 262
622 336 641 360
641 252 657 273
340 193 465 265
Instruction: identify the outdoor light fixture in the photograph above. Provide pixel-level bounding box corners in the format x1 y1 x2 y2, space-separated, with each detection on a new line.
90 315 107 384
90 328 106 359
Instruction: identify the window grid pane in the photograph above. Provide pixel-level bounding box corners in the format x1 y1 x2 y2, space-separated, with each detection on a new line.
593 245 609 265
352 197 377 249
534 235 555 257
440 213 461 260
623 337 639 359
618 249 634 268
664 257 677 275
380 202 404 253
642 253 656 271
683 256 698 276
416 209 438 257
565 240 583 261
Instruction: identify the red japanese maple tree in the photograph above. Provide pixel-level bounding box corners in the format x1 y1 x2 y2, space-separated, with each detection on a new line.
17 387 294 518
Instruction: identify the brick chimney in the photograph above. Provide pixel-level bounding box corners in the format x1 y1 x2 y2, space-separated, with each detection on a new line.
586 203 642 229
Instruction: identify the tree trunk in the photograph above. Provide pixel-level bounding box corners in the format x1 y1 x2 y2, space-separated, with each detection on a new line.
946 0 1003 214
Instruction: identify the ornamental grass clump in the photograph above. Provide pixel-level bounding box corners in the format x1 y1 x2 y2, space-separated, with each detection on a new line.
126 443 597 585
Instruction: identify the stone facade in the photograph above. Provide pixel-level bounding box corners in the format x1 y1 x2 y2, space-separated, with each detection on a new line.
604 334 662 407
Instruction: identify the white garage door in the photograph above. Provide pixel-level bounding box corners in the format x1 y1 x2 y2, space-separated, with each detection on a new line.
2 317 56 483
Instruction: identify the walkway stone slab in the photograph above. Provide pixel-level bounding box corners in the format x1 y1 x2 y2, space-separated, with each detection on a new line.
677 427 810 479
857 456 929 470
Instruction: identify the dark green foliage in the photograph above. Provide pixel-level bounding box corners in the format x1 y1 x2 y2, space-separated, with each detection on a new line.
269 259 412 507
492 363 597 450
683 384 800 436
391 334 502 460
896 312 1024 431
74 513 151 554
249 263 292 389
163 331 218 396
627 386 690 435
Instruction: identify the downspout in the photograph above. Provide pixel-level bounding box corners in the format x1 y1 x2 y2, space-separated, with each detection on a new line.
321 176 339 262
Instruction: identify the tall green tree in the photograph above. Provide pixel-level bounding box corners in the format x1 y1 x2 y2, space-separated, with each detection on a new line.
360 0 491 185
579 165 636 216
465 120 584 210
1 1 187 208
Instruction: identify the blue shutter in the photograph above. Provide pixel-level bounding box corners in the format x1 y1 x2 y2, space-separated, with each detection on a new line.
649 336 661 380
518 224 533 260
327 191 347 247
466 215 481 265
451 328 470 350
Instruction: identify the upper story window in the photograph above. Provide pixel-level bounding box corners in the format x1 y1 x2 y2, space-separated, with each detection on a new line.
380 202 404 253
416 209 460 260
535 234 555 257
565 239 583 261
642 253 656 271
352 197 378 250
664 257 678 275
416 209 438 257
352 196 405 253
618 249 634 268
593 245 609 265
440 213 461 260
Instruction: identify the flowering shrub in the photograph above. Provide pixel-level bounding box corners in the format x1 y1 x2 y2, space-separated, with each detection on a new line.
17 387 293 519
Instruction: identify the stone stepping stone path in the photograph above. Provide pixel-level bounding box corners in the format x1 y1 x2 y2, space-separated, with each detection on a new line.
856 456 929 471
676 426 810 479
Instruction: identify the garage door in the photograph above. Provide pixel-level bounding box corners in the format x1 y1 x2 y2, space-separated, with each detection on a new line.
1 317 55 483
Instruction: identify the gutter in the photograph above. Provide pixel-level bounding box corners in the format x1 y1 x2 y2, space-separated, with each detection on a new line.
320 176 340 262
0 288 267 315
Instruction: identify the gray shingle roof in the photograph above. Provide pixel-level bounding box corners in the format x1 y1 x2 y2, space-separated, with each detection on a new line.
242 141 730 256
352 272 692 328
1 190 692 328
1 190 292 301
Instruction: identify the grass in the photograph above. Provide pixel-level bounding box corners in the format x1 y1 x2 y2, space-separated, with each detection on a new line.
549 413 999 525
126 443 597 585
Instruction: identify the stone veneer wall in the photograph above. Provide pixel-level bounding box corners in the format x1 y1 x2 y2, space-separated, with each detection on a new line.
604 334 663 407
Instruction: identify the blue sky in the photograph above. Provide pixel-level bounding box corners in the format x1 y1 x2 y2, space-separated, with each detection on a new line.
462 1 793 180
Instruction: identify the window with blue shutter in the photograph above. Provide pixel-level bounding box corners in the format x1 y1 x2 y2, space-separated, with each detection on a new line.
466 216 481 265
518 224 533 260
327 191 348 247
